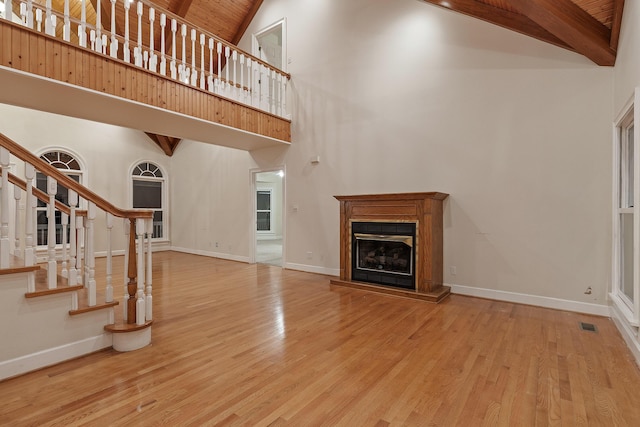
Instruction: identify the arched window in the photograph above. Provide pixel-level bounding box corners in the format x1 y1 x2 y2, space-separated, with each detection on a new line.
131 162 166 239
36 150 84 246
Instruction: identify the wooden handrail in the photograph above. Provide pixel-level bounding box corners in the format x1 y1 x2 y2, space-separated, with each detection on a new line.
0 133 152 220
2 168 87 217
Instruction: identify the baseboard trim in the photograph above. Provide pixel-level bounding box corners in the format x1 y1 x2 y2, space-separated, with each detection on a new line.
449 284 610 317
170 246 250 264
0 333 112 381
284 262 339 276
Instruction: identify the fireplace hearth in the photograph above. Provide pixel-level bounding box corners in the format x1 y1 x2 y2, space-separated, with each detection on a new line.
331 192 450 303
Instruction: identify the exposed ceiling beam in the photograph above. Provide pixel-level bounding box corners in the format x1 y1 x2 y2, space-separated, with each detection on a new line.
507 0 616 66
232 0 264 45
145 133 182 156
421 0 574 53
610 0 626 51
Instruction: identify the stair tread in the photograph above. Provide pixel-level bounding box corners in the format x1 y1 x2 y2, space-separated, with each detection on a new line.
105 320 153 333
25 270 83 298
69 288 119 315
0 255 41 275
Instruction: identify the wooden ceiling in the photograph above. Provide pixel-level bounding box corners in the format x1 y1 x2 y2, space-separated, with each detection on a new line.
421 0 625 66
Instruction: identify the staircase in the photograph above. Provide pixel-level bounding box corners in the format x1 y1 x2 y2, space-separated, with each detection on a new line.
0 132 154 381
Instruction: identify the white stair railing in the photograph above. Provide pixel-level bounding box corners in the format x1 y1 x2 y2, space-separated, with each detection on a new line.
0 133 153 327
4 0 290 119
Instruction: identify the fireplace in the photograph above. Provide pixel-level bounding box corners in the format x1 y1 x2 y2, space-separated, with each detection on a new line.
351 222 416 289
331 192 450 303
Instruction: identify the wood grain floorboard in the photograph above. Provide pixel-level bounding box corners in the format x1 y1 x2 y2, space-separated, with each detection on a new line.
1 251 640 426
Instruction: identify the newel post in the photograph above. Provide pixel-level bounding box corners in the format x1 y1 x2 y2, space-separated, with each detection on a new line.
126 218 137 324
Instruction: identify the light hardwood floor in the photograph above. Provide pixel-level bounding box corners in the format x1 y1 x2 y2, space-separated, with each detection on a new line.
1 251 640 426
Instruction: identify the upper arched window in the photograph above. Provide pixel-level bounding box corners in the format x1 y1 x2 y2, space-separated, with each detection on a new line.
131 162 166 239
36 150 84 246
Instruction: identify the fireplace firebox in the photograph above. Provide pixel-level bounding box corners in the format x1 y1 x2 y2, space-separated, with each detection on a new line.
351 222 416 289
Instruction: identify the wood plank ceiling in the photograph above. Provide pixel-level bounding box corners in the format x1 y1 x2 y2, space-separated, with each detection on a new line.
421 0 625 66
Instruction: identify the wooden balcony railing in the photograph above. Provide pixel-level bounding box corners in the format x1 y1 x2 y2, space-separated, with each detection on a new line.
0 0 291 144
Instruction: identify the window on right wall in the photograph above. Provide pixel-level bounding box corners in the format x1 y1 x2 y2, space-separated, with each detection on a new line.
131 162 166 240
613 91 639 326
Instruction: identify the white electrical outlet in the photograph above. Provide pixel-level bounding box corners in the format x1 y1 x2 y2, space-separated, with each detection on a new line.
450 266 457 275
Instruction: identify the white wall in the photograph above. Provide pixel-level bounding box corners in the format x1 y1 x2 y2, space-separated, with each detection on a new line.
236 0 614 307
0 0 617 313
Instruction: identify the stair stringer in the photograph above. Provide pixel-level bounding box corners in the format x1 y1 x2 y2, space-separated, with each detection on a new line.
0 272 114 381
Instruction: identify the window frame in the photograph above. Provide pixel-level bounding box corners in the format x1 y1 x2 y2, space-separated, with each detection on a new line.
34 149 85 249
613 90 640 326
130 161 168 242
256 188 274 234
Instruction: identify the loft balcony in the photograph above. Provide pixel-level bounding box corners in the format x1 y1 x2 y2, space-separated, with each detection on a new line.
0 0 291 152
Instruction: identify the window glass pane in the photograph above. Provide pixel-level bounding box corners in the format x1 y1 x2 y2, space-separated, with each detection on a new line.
257 212 271 231
133 180 162 209
621 213 634 302
153 211 163 238
257 191 271 211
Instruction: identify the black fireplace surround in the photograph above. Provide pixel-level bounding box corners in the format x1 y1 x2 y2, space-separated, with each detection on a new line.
351 222 416 290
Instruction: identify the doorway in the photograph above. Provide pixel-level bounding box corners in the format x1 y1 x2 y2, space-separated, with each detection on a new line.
252 19 286 113
252 169 284 266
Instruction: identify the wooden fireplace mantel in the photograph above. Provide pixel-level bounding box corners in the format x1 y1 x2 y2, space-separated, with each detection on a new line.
330 192 450 303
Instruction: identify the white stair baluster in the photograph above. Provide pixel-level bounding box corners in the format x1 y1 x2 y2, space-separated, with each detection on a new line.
224 46 230 95
145 219 152 321
90 29 96 51
232 50 238 99
79 0 86 47
199 34 205 90
148 8 157 72
159 14 166 76
170 19 177 79
62 0 70 41
26 0 33 28
123 218 130 322
102 34 107 55
136 218 145 325
68 190 77 286
75 214 83 284
216 42 222 93
0 148 8 268
95 0 102 52
44 0 52 36
27 195 36 293
247 58 252 106
135 1 143 67
3 0 12 21
240 54 245 102
109 0 118 58
24 164 35 269
208 38 214 92
35 8 42 33
61 212 68 278
123 0 131 63
13 186 22 258
190 29 197 86
86 202 96 306
46 176 57 289
20 3 27 26
180 24 187 82
106 213 113 302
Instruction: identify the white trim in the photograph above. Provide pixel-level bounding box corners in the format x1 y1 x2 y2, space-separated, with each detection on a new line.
171 246 250 264
449 284 610 317
610 303 640 367
252 18 287 72
0 333 112 381
250 167 286 266
284 262 340 277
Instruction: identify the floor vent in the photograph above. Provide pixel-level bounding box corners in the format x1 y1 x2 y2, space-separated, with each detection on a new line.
579 322 598 332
